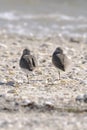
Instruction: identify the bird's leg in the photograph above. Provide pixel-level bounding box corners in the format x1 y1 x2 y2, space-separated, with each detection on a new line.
58 71 60 80
27 74 29 84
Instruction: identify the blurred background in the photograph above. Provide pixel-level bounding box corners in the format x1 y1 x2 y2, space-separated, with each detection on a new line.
0 0 87 39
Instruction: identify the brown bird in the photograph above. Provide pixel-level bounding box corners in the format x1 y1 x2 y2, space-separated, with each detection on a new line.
19 48 37 83
52 47 69 80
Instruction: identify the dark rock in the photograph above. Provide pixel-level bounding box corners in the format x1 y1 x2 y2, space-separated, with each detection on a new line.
0 94 5 98
6 81 15 87
20 99 35 108
7 89 16 93
83 94 87 103
76 95 84 102
69 38 80 43
13 66 16 68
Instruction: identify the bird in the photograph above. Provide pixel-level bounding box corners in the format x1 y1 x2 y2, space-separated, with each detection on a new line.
52 47 69 80
19 48 37 83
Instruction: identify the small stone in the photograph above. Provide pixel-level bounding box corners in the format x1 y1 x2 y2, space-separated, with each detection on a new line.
0 120 8 127
6 81 15 87
82 61 86 64
76 95 84 102
12 42 18 45
69 37 80 43
44 101 54 110
83 94 87 103
20 99 34 107
0 94 5 98
13 66 16 69
41 59 46 63
7 89 16 94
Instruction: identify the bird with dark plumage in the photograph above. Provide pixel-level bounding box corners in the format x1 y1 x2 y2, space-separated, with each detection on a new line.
52 47 69 80
19 48 37 83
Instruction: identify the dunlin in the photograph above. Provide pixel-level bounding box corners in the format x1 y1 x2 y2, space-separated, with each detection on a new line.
19 48 37 83
52 47 69 80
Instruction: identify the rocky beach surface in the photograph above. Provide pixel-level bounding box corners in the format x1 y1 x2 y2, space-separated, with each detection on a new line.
0 33 87 130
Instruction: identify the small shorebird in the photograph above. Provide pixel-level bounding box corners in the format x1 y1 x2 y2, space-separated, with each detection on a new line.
19 48 37 83
52 47 69 80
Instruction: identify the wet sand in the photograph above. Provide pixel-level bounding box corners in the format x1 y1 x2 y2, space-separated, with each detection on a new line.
0 34 87 130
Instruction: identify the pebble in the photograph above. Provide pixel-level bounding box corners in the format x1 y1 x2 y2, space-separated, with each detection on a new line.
13 66 16 69
0 120 8 128
75 95 84 102
69 37 80 43
7 89 16 94
76 94 87 103
43 101 54 110
20 99 34 107
83 94 87 103
6 81 15 87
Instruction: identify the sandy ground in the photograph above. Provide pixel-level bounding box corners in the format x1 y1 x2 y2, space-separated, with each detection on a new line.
0 34 87 130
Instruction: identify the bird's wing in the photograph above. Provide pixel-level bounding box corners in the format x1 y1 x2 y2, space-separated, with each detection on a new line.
57 54 64 63
23 55 34 70
55 54 65 71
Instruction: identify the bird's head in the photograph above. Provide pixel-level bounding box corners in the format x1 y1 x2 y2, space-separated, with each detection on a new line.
23 48 30 55
54 47 63 54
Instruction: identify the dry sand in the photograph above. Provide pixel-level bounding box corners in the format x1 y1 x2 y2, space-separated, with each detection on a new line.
0 34 87 130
